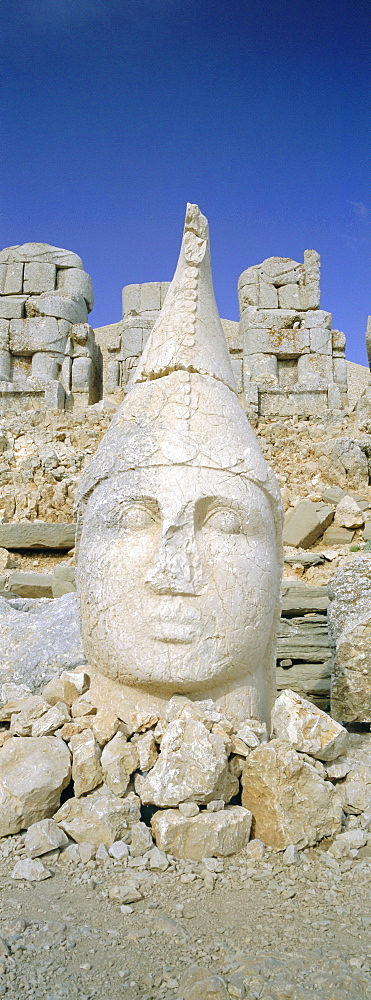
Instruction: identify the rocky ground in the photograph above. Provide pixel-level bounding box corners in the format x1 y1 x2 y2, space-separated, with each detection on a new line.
0 734 370 1000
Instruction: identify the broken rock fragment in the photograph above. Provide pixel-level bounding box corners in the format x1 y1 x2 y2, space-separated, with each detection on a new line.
0 736 71 837
140 716 238 806
241 738 342 849
151 805 252 860
54 786 141 846
71 729 102 797
272 688 348 761
24 818 69 857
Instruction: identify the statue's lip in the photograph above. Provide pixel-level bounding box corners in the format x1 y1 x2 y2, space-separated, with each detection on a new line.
149 604 202 642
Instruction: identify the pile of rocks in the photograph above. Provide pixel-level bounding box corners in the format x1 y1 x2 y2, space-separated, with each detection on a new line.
0 243 102 408
1 675 370 866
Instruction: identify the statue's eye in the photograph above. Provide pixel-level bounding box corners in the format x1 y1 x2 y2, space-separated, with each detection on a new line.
203 509 243 534
119 505 157 530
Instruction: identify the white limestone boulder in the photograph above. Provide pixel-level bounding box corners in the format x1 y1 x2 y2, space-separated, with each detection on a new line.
334 495 365 529
139 716 238 807
151 805 252 860
54 786 141 846
271 689 348 761
24 818 69 857
241 738 342 850
71 729 102 797
100 733 139 796
0 736 71 837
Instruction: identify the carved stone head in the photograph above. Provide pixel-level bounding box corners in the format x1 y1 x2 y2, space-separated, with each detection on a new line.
76 205 283 727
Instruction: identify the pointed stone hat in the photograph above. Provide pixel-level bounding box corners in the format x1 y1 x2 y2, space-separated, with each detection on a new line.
76 203 282 530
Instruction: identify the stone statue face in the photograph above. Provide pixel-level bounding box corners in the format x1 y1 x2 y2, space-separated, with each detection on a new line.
78 464 278 697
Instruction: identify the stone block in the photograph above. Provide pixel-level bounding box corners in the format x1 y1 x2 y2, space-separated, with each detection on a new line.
23 262 56 294
4 263 24 294
44 379 66 411
0 264 6 293
276 662 331 700
71 730 102 797
105 358 120 393
238 265 259 289
122 327 143 358
244 326 310 357
332 329 346 353
309 328 332 355
241 739 342 849
57 268 94 311
283 500 334 548
303 310 331 329
297 353 334 385
71 356 92 392
151 806 252 860
259 388 328 418
328 555 371 722
31 352 63 382
278 284 301 309
333 357 348 386
24 818 69 857
0 243 83 268
242 307 304 329
363 520 371 541
9 316 63 354
0 296 26 319
240 284 259 308
122 283 141 316
140 282 161 312
26 293 87 324
334 495 364 529
8 572 53 599
0 522 76 549
258 282 278 308
140 716 238 807
259 257 303 285
249 353 278 382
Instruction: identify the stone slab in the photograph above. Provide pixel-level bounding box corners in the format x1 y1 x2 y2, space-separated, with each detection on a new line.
277 616 330 662
283 501 334 548
23 262 57 294
8 572 53 599
0 522 76 550
281 583 328 614
0 297 27 319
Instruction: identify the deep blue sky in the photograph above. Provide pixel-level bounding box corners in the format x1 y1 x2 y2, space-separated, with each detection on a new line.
1 0 370 364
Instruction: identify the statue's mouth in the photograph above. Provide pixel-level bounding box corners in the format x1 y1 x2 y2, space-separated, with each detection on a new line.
149 604 202 643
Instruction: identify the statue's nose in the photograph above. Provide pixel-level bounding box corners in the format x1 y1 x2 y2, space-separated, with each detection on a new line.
145 525 204 596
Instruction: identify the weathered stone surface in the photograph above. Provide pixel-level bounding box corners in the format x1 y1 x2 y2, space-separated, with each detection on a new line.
23 262 57 294
24 818 69 857
130 820 154 856
0 522 76 549
0 243 84 268
1 693 49 729
57 268 94 311
334 495 364 529
272 689 348 761
180 965 229 1000
283 501 333 548
140 717 238 806
0 736 71 837
71 729 102 797
0 593 86 692
136 731 158 771
54 787 141 846
151 806 252 860
321 525 355 546
26 293 87 325
328 556 371 722
241 739 342 849
100 733 138 795
0 296 27 319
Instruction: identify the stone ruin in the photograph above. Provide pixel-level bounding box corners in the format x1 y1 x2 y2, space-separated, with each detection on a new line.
0 242 102 411
0 205 369 869
102 250 348 422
